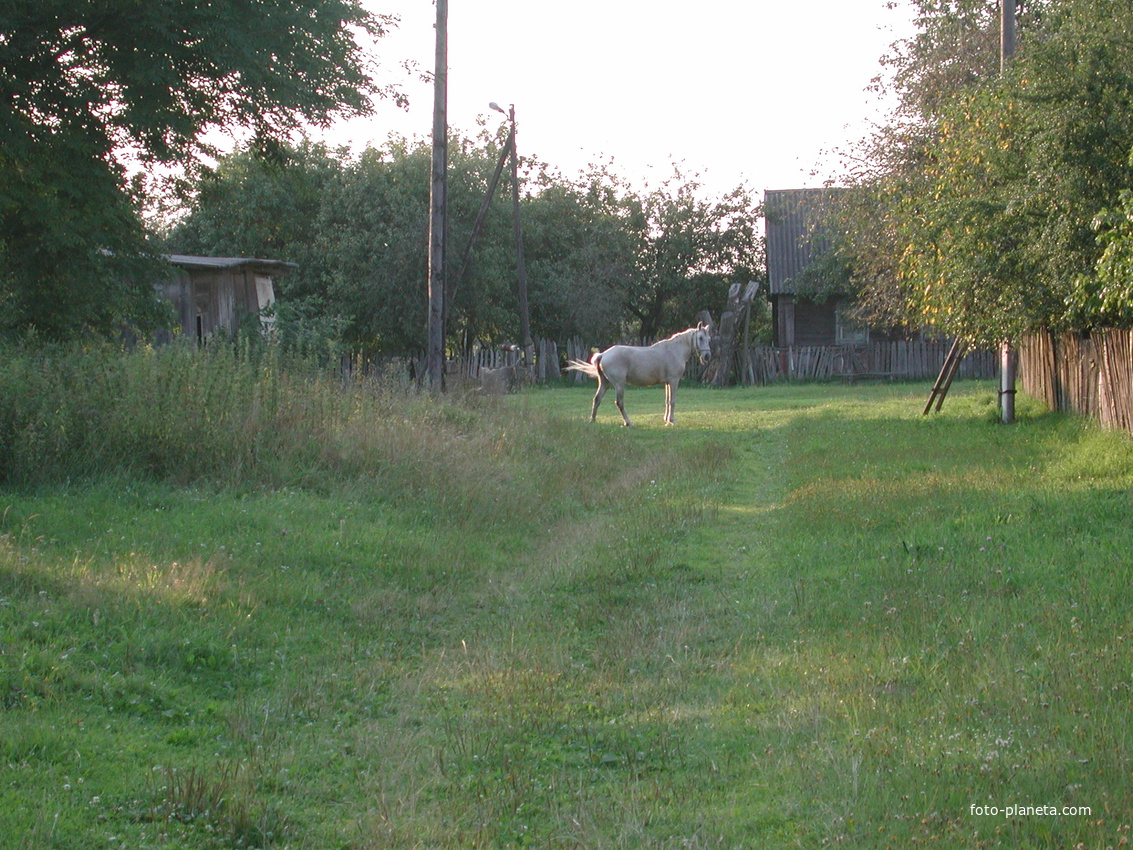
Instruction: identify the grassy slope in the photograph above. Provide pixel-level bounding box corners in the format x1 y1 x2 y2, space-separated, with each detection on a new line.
3 380 1132 848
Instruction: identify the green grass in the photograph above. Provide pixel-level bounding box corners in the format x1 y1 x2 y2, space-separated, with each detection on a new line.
3 373 1133 848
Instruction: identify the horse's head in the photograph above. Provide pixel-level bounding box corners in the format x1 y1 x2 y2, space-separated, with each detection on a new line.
693 322 712 364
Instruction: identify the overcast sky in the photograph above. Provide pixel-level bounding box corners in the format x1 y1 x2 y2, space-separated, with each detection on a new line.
315 0 918 199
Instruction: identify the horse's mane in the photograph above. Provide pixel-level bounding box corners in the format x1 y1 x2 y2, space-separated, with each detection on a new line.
664 326 699 342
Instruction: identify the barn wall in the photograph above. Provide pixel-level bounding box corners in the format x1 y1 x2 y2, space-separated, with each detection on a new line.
773 296 795 347
165 270 273 340
155 257 287 342
793 299 837 346
158 273 194 337
773 295 839 347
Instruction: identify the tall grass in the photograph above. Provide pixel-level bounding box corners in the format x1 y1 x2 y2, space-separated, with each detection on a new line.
0 339 396 486
0 341 608 522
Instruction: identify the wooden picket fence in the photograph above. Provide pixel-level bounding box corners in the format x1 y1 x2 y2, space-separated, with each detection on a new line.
455 339 563 381
1019 329 1133 434
742 340 997 383
357 337 998 389
461 337 997 385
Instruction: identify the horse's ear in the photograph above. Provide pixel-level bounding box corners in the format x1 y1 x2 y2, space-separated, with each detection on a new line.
698 321 708 331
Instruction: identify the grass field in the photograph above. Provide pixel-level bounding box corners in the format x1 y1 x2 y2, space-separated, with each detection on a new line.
2 373 1132 848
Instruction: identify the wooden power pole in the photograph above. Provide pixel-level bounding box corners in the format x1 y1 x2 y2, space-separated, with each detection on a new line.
999 0 1017 423
426 0 448 391
1001 0 1016 70
507 105 534 367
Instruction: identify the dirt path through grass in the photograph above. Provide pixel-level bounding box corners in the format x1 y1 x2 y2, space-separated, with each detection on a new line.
651 382 1133 848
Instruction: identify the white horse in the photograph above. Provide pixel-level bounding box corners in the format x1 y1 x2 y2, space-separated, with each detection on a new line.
565 324 712 426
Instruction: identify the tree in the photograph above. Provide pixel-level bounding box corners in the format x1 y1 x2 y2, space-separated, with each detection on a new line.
521 162 638 343
445 131 528 347
1027 0 1133 327
316 139 432 352
313 132 534 352
877 0 1004 123
833 0 1025 342
170 133 526 353
169 142 346 304
623 167 762 340
1083 181 1133 325
170 135 761 352
840 0 1133 343
0 0 393 340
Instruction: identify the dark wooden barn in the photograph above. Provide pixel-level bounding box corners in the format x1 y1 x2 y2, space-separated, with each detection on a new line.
764 188 870 347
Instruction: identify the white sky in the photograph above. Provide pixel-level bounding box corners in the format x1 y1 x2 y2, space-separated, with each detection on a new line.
315 0 918 199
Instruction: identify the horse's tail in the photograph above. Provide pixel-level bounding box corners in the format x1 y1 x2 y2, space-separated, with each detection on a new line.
564 357 601 380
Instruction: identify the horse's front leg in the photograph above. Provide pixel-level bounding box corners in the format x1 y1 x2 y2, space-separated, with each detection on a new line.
664 380 678 425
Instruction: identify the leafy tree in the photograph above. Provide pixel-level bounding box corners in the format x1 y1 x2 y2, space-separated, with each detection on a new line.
316 139 431 351
1085 186 1133 324
833 0 1024 341
312 131 528 352
171 135 760 352
0 0 392 340
841 0 1133 343
1032 1 1133 326
170 133 523 353
624 168 762 340
521 163 638 343
878 0 1004 123
169 142 346 303
446 131 526 346
0 126 164 338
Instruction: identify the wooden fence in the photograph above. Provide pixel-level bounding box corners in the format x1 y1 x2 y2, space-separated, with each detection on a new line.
741 340 997 383
459 338 997 385
355 338 998 389
1019 329 1133 434
455 339 562 381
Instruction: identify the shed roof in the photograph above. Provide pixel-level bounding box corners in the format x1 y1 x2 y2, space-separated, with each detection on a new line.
167 254 298 274
764 188 844 296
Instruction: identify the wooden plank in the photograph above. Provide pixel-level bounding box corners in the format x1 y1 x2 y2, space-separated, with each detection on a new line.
923 338 966 415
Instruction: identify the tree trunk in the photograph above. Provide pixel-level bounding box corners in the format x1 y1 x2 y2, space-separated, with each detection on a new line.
702 281 758 386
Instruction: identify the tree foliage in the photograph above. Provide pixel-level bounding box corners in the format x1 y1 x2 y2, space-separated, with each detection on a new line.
1087 181 1133 325
520 168 638 344
841 0 1133 343
0 0 391 340
168 137 764 353
625 168 762 340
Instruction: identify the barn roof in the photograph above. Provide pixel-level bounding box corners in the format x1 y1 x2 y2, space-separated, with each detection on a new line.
764 188 845 296
167 255 298 274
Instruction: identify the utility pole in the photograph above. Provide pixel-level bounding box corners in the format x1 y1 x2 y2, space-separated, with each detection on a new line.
451 124 513 314
1001 0 1016 71
489 102 533 366
506 104 534 367
426 0 448 391
999 0 1016 423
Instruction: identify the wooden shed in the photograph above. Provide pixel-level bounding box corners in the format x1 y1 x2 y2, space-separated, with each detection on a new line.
764 188 869 347
159 255 297 342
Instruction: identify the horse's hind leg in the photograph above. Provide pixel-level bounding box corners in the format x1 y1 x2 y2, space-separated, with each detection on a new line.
615 384 633 427
589 378 608 422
